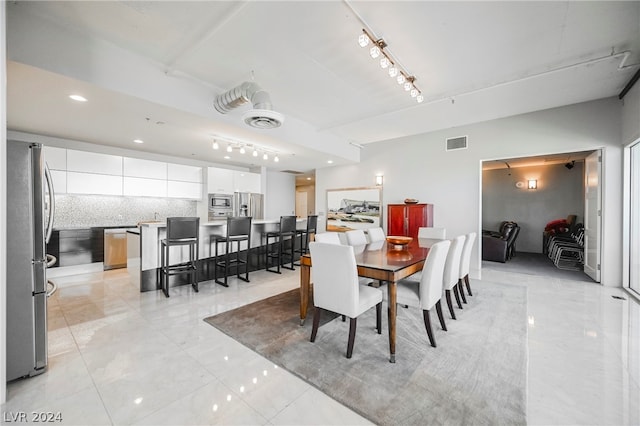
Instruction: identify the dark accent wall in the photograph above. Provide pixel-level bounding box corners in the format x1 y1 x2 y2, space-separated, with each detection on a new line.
482 162 584 253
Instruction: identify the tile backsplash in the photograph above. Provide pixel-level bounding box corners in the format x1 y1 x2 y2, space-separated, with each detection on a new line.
53 195 197 228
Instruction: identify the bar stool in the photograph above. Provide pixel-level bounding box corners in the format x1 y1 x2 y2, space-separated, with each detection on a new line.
160 217 200 298
264 215 297 273
210 216 252 287
295 215 317 259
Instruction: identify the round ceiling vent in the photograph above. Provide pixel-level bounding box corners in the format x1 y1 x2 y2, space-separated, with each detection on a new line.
242 109 284 129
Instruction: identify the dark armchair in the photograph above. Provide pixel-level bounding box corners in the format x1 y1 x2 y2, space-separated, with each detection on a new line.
482 221 520 263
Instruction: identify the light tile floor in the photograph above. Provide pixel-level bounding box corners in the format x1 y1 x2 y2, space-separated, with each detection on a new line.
2 261 639 425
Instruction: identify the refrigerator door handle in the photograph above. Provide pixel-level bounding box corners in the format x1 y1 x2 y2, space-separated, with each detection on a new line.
44 163 56 244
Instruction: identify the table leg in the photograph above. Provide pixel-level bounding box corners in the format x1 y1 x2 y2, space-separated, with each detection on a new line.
387 281 397 363
300 263 310 326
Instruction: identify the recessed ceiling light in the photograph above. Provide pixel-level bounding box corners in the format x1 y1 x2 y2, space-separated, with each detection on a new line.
224 155 230 160
133 139 144 144
327 160 333 164
69 94 87 102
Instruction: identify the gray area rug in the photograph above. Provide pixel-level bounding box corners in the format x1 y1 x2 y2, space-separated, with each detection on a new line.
204 281 527 425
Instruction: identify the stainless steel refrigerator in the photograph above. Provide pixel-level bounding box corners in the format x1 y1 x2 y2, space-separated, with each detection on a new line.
6 141 55 381
233 192 264 219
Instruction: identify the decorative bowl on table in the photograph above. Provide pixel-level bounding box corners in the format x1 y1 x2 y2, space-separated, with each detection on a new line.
404 198 418 204
386 236 413 250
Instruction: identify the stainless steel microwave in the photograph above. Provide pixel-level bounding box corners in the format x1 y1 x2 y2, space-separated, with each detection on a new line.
208 193 232 210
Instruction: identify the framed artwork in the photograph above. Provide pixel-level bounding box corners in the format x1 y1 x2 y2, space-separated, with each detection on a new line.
326 187 382 232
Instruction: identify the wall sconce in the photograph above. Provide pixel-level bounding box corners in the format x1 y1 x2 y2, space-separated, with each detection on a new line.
528 179 538 190
375 174 384 186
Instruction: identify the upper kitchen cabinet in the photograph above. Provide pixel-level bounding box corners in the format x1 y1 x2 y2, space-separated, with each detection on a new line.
67 172 123 196
67 150 122 175
233 171 261 193
208 167 234 194
168 164 202 183
43 146 67 170
123 158 167 179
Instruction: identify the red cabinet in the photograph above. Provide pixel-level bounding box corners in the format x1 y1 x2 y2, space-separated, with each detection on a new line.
387 203 433 238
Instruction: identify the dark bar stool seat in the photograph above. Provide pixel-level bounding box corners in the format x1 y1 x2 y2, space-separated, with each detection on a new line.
160 217 200 298
264 215 297 273
210 216 252 287
294 215 317 265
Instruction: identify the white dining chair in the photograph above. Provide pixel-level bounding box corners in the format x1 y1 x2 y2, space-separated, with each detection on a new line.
367 227 386 243
314 232 342 245
459 232 477 298
418 227 447 239
443 235 466 320
380 239 451 348
308 242 383 358
345 229 368 246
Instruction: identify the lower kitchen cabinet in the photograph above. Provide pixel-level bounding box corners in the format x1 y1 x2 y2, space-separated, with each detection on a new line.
47 228 105 267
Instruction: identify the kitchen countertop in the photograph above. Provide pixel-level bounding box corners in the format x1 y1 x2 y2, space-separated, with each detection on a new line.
53 225 138 231
138 218 305 228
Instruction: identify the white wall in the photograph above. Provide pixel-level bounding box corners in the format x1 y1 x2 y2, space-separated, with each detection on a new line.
622 76 640 146
265 170 296 220
1 0 7 405
317 98 623 287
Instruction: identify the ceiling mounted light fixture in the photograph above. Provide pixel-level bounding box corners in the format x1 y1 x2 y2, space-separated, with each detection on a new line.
357 28 424 104
211 135 282 162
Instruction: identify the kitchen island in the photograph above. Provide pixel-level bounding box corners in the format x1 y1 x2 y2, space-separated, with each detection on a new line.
137 218 306 292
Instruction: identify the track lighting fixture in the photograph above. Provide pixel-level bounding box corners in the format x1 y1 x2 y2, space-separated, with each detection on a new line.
357 28 424 104
211 136 282 163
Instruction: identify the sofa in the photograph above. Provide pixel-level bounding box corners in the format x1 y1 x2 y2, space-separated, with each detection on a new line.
482 221 520 263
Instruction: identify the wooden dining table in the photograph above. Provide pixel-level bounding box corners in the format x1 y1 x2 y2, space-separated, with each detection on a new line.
299 238 440 363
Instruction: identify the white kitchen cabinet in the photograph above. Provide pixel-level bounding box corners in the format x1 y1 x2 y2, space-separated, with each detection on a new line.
43 146 67 170
123 158 167 179
67 150 122 175
50 170 67 194
208 167 234 194
167 181 202 199
168 164 202 183
67 171 123 195
233 171 261 193
124 176 167 197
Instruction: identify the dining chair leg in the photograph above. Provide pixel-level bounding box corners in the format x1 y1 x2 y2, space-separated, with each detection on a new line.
422 310 436 348
376 302 382 334
310 307 322 342
435 300 447 331
453 284 463 309
346 317 357 358
458 279 467 304
445 290 457 320
464 275 473 296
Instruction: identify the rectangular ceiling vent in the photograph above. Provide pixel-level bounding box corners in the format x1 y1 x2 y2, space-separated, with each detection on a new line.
281 170 304 174
446 135 468 151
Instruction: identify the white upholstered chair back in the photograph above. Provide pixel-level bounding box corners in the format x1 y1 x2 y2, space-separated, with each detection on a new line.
443 235 466 291
418 227 447 239
314 232 341 245
417 240 451 310
345 229 368 246
459 232 477 278
308 242 361 318
367 227 386 243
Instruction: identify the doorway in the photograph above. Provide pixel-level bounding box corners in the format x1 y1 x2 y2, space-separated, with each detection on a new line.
481 150 600 282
